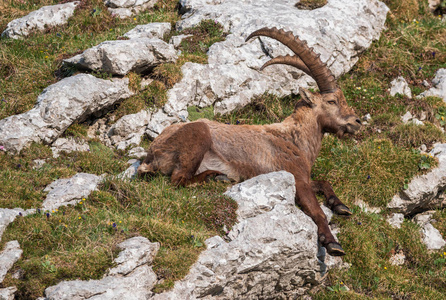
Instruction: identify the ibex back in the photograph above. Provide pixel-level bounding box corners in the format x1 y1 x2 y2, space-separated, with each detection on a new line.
138 27 361 256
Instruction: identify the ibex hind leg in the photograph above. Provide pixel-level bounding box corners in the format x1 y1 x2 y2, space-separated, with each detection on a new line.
170 122 218 186
311 180 352 216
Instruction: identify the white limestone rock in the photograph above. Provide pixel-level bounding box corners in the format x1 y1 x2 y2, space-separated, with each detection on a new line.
0 241 22 283
124 22 171 39
108 237 160 276
355 199 381 214
42 173 103 211
421 223 445 250
0 287 17 300
44 236 159 300
154 171 339 299
389 251 406 266
162 0 389 115
419 68 446 102
108 109 151 150
1 2 80 39
106 0 158 18
63 38 177 76
127 147 147 159
0 209 35 241
169 34 193 48
117 160 141 180
401 111 413 124
386 213 404 229
51 137 90 158
388 143 446 215
0 74 134 154
145 109 182 140
390 76 412 98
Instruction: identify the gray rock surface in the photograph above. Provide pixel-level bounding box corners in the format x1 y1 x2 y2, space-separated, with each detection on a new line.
44 237 159 300
0 74 134 154
419 68 446 102
117 160 141 180
107 236 160 276
421 223 445 250
124 22 171 39
51 137 90 158
106 0 158 18
64 38 177 76
109 109 152 150
127 147 147 159
390 76 412 98
386 213 405 229
169 34 193 48
388 143 446 215
0 209 35 241
0 241 22 283
145 109 182 140
42 173 103 211
1 2 79 39
0 287 17 300
162 0 389 115
389 251 405 266
154 171 341 299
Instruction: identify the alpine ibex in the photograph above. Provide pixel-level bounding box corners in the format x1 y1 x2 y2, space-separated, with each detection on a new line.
138 27 361 256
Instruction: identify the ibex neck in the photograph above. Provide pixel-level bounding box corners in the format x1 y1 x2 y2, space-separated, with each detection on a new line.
283 109 324 166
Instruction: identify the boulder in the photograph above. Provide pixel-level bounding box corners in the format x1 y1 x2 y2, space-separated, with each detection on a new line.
162 0 389 115
145 109 182 140
388 143 446 215
419 68 446 102
154 171 341 299
108 109 152 150
51 137 90 158
390 76 412 98
105 0 158 19
0 287 17 300
42 173 103 211
0 74 134 154
44 237 159 300
124 22 171 39
1 2 80 39
0 241 22 283
63 38 177 76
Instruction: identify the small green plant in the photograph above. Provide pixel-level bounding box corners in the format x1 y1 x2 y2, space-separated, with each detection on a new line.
419 154 432 169
327 282 348 293
435 107 446 126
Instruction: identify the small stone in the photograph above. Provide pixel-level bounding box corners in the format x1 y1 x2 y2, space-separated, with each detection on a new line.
419 144 427 152
355 199 381 213
0 287 17 300
363 113 372 121
389 251 406 266
127 147 147 159
421 223 446 250
418 69 446 102
386 213 404 229
401 111 413 124
390 77 412 98
0 241 22 283
32 159 46 170
169 34 194 48
124 22 171 39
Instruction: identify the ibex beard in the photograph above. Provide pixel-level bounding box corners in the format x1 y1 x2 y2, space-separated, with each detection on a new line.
138 27 361 256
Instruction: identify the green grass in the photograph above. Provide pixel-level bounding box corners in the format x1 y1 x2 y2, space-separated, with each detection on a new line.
1 0 446 299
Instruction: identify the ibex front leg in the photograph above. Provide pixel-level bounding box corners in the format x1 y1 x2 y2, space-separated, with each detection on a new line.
311 180 352 216
295 181 345 256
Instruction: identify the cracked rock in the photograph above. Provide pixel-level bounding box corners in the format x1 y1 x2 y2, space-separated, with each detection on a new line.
124 22 171 39
0 287 17 300
42 173 103 211
0 241 22 283
51 137 90 158
64 38 177 76
390 76 412 98
0 74 134 154
154 171 340 299
388 143 446 215
1 2 80 39
106 0 158 18
419 68 446 102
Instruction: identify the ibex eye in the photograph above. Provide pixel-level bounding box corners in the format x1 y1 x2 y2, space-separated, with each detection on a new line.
328 100 337 105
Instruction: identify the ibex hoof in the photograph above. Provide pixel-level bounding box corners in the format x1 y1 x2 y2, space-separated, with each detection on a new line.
326 242 346 256
333 204 352 216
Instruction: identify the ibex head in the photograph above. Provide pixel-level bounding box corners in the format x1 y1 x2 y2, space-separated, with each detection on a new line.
246 27 361 138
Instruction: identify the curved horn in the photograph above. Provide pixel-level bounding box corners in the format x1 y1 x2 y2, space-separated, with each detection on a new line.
259 54 312 76
246 27 337 94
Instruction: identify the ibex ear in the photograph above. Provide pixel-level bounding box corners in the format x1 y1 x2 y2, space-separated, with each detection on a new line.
299 87 315 107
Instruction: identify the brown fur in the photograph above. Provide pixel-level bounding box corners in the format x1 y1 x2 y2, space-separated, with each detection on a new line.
138 29 362 256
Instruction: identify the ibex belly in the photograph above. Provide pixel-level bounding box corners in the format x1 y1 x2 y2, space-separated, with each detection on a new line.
195 151 241 182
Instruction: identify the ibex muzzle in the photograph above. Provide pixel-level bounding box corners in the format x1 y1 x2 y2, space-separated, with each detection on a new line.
138 27 361 256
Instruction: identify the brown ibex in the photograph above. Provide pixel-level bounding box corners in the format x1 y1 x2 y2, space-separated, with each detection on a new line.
138 27 361 256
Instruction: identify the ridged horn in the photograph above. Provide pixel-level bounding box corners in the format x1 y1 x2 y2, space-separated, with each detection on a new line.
246 27 337 94
259 54 312 76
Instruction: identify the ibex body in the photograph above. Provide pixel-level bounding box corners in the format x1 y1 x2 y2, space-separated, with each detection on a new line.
138 28 361 256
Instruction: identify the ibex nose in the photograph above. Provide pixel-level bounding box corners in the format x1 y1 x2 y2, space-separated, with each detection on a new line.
355 118 361 125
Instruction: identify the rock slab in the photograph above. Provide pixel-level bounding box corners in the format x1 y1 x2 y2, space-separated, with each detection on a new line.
44 237 159 300
388 143 446 215
124 22 171 39
0 74 134 154
1 2 80 39
419 68 446 102
42 173 103 211
0 241 22 283
154 171 337 299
